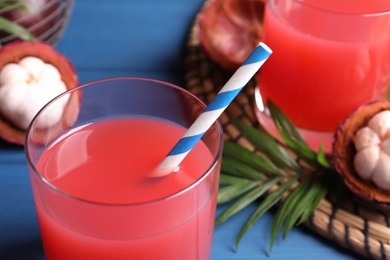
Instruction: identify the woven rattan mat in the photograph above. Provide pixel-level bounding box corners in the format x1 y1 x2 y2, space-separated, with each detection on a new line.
184 3 390 259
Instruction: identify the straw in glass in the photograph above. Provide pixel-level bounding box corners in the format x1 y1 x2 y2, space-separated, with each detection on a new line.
154 42 272 177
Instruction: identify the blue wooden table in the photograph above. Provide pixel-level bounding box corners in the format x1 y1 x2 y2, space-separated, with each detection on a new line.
0 0 362 259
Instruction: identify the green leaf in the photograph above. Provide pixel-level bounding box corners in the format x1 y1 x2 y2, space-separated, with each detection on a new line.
222 157 267 180
0 17 35 41
268 100 305 143
232 119 300 172
216 177 280 227
218 179 260 205
235 175 299 250
219 103 335 252
0 1 28 11
269 176 312 251
219 174 251 185
296 172 332 225
281 177 317 238
223 141 283 176
280 172 330 241
316 143 331 168
268 100 332 169
277 123 320 168
0 3 12 8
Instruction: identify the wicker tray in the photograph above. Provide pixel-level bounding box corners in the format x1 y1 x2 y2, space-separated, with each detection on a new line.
184 3 390 259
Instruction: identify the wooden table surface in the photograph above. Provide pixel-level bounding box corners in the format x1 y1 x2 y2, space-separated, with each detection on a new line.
0 0 362 259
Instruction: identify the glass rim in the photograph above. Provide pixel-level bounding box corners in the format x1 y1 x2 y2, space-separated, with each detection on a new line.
24 76 224 207
270 0 390 16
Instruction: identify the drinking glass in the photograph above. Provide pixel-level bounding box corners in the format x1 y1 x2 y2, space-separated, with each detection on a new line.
255 0 390 152
25 77 223 260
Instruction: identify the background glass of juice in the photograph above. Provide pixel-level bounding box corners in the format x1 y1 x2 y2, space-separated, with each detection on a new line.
255 0 390 152
25 77 223 260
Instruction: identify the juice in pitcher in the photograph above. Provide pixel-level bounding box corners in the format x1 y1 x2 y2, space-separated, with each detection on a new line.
256 0 390 151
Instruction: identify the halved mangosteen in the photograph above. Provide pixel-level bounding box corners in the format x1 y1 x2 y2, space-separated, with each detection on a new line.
198 0 265 72
0 41 78 145
333 99 390 209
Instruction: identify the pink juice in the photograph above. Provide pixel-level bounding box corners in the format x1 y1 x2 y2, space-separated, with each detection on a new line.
259 0 390 131
31 118 219 260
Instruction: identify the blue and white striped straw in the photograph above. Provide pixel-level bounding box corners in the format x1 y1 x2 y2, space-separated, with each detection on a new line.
154 42 272 177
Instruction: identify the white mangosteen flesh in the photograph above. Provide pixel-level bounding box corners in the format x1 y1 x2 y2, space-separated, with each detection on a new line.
354 110 390 190
0 56 68 130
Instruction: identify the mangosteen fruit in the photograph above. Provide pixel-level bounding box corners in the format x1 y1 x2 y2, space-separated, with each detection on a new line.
333 100 390 208
199 0 265 72
0 41 78 145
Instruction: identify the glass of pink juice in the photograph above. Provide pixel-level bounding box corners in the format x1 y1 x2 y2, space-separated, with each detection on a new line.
255 0 390 152
25 77 223 260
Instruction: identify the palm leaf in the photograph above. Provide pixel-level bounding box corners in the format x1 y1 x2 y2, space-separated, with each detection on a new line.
218 177 260 205
281 177 317 238
268 100 305 143
0 17 35 41
218 102 337 252
235 175 299 250
219 174 251 185
268 100 331 168
216 177 280 227
296 172 333 225
316 143 331 168
0 1 28 11
269 175 312 251
224 141 283 176
232 119 300 172
222 157 267 180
